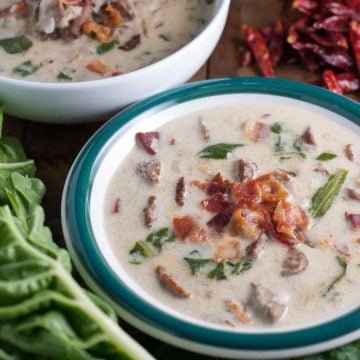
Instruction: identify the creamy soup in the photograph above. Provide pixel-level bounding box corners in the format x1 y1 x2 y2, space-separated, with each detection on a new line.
104 103 360 330
0 0 214 82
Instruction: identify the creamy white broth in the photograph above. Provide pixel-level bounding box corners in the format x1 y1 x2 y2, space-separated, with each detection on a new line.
0 0 214 82
104 103 360 331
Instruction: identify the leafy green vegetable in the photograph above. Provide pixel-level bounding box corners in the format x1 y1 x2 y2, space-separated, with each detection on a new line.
316 152 337 161
159 34 171 42
129 241 155 264
323 256 349 297
13 61 38 77
271 122 282 134
0 110 154 359
57 72 72 81
207 262 227 280
198 143 243 159
292 136 306 158
97 40 119 55
310 169 348 218
185 258 212 275
0 36 32 54
230 260 252 275
146 227 176 252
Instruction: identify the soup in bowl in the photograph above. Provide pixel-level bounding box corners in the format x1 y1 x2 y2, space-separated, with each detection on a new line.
62 78 360 359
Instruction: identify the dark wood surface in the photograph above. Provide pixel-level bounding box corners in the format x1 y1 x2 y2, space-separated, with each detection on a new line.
2 1 358 355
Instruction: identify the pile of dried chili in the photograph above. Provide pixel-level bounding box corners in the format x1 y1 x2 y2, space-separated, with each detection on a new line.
240 0 360 96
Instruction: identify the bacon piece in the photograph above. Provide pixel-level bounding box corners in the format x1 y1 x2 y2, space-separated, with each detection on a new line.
321 236 351 257
347 188 360 201
192 180 207 192
175 177 185 206
314 163 330 176
246 233 268 260
213 240 241 263
173 216 207 243
345 212 360 230
156 266 190 298
136 132 160 155
112 198 121 214
207 173 231 195
224 300 252 324
137 159 161 183
143 196 156 228
273 169 296 182
344 144 355 161
301 127 317 146
70 3 92 37
119 34 141 51
233 206 267 238
238 160 257 182
273 200 309 239
170 139 176 146
201 193 229 213
281 247 308 276
82 20 113 42
86 60 108 75
114 0 134 21
105 3 123 26
207 205 238 233
255 173 288 202
249 282 287 322
232 180 261 203
243 121 269 143
199 119 210 143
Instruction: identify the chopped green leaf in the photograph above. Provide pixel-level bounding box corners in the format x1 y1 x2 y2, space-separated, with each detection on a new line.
316 152 337 161
184 258 212 275
146 227 176 252
0 36 32 54
198 143 243 159
293 136 306 158
207 262 227 280
310 169 348 218
13 61 38 77
273 135 285 153
230 260 252 275
271 122 282 134
323 256 348 296
57 71 72 81
97 39 119 54
129 240 155 264
159 34 171 42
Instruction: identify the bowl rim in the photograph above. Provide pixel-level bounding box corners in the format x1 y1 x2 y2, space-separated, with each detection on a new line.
62 78 360 352
0 0 229 89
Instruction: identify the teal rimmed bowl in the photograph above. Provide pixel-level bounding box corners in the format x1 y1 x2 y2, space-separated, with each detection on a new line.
61 78 360 359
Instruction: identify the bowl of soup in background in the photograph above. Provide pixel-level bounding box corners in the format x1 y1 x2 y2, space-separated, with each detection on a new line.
62 78 360 359
0 0 229 123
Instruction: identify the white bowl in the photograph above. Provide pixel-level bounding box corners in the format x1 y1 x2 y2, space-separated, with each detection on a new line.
0 0 230 124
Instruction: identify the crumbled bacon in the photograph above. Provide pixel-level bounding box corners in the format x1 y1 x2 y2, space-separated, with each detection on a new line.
249 282 287 323
200 193 229 213
273 200 309 239
207 173 231 195
70 3 93 37
86 60 108 75
119 34 141 51
255 173 289 202
191 180 207 192
136 132 160 155
344 144 355 161
175 177 186 207
224 299 253 324
281 247 308 276
345 212 360 230
112 198 121 214
82 20 113 42
137 159 161 183
246 233 268 259
143 195 156 228
314 163 330 176
238 160 258 182
301 127 317 146
156 266 190 298
105 3 123 26
232 180 261 203
321 236 351 257
347 188 360 201
213 240 241 263
173 216 207 243
207 205 238 233
233 205 267 238
199 119 210 143
243 121 269 143
114 0 134 21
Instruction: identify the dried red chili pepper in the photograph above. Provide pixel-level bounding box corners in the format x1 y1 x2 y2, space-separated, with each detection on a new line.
306 29 348 49
335 72 360 92
292 0 319 15
313 15 349 32
240 49 253 66
243 25 274 78
349 20 360 75
268 19 284 66
323 69 344 94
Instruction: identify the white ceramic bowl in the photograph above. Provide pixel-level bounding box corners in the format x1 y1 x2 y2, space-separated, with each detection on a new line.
0 0 229 124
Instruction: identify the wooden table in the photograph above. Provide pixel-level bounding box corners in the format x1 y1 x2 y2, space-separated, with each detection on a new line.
2 0 358 356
